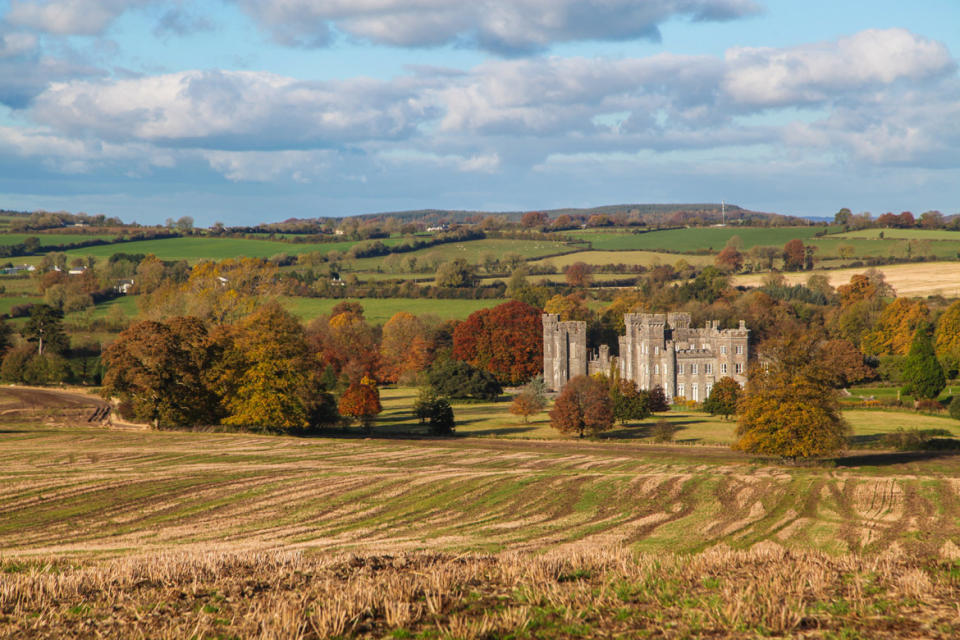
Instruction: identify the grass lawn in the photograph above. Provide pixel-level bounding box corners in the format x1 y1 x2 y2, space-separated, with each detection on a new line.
376 386 958 445
0 295 42 315
567 226 826 252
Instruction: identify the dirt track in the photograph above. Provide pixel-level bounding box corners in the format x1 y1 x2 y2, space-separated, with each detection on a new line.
0 386 110 422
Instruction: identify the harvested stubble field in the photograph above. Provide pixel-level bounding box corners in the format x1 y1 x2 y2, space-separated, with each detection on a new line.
734 262 960 298
6 418 960 637
5 546 960 639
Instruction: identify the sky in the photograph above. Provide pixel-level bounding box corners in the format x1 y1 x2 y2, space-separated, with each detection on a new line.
0 0 958 226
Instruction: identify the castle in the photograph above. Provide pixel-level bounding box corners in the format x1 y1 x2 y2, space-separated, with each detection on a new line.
543 313 749 402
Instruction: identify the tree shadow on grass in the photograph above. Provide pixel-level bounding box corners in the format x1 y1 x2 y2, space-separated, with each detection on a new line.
833 450 960 467
454 426 539 437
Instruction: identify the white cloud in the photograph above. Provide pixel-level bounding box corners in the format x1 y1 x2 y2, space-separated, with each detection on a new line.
6 0 153 35
724 28 955 107
233 0 761 53
202 149 334 182
378 149 500 173
16 27 960 184
30 69 432 147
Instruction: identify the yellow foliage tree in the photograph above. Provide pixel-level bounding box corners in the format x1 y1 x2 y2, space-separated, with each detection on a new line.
861 298 930 356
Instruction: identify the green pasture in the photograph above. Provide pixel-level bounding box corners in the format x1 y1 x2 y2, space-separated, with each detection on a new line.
0 296 42 315
279 296 502 324
530 250 713 269
566 226 826 252
809 236 960 260
834 228 960 240
0 233 117 246
346 238 578 271
61 236 404 264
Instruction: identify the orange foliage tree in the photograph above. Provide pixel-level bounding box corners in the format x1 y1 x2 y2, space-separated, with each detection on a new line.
307 310 379 379
452 300 543 386
548 375 614 438
861 298 930 356
379 312 432 383
714 247 744 272
338 376 382 431
564 262 593 287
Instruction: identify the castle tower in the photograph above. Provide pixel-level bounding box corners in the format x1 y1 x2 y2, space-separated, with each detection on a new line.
542 314 587 391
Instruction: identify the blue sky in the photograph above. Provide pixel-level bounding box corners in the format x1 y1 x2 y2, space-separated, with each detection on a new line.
0 0 958 225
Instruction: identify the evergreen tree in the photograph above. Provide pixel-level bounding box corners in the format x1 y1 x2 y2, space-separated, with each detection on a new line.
428 398 455 435
901 324 946 400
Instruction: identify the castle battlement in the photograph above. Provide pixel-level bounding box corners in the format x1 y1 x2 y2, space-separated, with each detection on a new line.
544 313 750 398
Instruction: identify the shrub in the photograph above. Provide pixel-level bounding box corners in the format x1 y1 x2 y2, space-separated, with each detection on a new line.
950 396 960 420
882 428 952 451
915 398 944 413
428 398 455 435
652 419 679 443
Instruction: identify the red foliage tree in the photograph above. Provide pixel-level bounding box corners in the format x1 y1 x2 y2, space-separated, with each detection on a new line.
521 211 549 228
548 376 614 438
782 239 806 271
714 246 744 272
338 377 382 431
452 300 543 385
564 262 593 287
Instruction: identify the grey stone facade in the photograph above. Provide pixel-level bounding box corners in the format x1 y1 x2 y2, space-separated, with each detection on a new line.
542 312 749 399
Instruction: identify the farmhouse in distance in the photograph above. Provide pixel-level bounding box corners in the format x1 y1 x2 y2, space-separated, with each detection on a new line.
543 312 749 401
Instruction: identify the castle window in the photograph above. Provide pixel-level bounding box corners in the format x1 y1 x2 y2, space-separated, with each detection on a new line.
645 364 650 375
706 383 713 397
692 384 699 401
735 363 743 374
678 383 685 397
654 364 659 375
720 345 727 354
654 346 660 355
705 363 712 375
677 363 684 375
691 363 698 375
736 345 744 355
721 363 728 374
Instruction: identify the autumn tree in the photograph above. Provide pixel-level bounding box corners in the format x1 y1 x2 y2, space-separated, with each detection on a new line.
213 302 321 431
702 377 740 419
934 301 960 376
861 298 930 356
734 330 849 459
510 376 547 423
102 317 221 427
338 376 383 432
648 385 670 412
714 246 744 273
307 309 379 380
379 312 432 383
549 375 614 438
435 259 476 287
901 324 945 400
453 300 543 385
543 293 592 322
818 339 875 387
782 239 806 271
564 262 593 287
521 211 549 228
